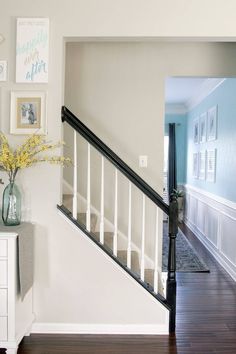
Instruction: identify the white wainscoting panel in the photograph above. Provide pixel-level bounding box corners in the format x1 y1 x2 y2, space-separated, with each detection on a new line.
220 214 236 266
184 185 236 281
205 206 218 248
196 200 206 236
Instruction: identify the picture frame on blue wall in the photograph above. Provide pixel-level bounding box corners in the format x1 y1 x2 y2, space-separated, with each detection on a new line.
199 112 207 143
206 149 216 182
193 152 199 179
199 150 206 180
207 106 217 141
193 118 199 144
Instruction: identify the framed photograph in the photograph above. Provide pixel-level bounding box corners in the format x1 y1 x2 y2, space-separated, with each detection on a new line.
10 91 47 135
206 149 216 182
193 152 199 179
193 118 199 144
207 106 217 141
199 112 207 143
16 18 49 83
0 61 7 81
199 150 206 180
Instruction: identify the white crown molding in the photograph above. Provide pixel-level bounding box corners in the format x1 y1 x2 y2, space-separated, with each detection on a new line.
165 103 187 115
31 322 169 335
186 78 226 111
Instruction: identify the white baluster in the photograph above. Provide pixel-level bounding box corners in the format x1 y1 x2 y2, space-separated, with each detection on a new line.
100 156 104 244
113 168 118 256
72 130 78 219
86 143 91 232
154 207 160 293
140 194 145 281
127 182 132 268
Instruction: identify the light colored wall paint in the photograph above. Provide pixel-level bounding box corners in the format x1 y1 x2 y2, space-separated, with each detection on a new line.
165 114 187 184
2 0 236 329
186 78 236 202
64 43 165 264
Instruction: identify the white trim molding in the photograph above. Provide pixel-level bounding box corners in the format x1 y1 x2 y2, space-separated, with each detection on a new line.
165 103 187 115
31 322 169 335
186 78 226 111
184 184 236 281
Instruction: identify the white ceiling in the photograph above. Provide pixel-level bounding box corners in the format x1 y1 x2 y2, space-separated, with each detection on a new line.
165 77 207 105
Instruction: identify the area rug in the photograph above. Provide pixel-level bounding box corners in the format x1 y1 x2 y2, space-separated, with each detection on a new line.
162 223 209 272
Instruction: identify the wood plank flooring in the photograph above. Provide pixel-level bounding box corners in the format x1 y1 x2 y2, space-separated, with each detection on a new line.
2 223 236 354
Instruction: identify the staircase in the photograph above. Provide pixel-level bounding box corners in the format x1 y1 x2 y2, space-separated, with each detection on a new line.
58 106 178 333
63 193 156 287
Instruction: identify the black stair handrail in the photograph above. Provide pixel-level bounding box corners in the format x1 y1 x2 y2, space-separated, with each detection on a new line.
61 106 169 216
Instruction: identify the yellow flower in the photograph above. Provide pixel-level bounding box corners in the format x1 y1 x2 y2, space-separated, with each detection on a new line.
0 133 71 181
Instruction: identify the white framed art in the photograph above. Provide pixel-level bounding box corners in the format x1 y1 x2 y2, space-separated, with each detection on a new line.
16 18 49 83
206 149 216 182
199 112 207 143
193 152 199 179
193 118 199 144
207 106 217 141
10 91 47 135
0 60 7 81
199 150 206 180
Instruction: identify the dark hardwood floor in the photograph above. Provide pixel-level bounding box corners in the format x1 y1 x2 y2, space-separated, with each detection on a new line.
3 223 236 354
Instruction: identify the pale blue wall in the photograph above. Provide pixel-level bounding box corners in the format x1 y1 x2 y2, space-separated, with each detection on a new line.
165 114 187 184
186 78 236 202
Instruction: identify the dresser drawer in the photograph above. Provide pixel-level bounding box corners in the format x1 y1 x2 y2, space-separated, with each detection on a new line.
0 316 7 341
0 260 7 287
0 239 7 257
0 289 7 315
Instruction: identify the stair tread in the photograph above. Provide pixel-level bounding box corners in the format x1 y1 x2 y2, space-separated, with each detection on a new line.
62 193 73 209
94 232 113 250
144 268 154 287
117 250 140 274
63 193 72 200
63 194 154 288
62 194 98 232
77 213 97 232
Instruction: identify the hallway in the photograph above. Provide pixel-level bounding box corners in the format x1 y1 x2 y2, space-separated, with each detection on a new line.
14 224 236 354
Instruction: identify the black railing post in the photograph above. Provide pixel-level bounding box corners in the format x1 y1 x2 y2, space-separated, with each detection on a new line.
167 194 178 334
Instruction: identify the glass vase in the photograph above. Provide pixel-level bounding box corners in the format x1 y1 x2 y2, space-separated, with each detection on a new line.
2 181 21 226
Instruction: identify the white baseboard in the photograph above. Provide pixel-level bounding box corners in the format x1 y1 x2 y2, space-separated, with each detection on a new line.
31 322 168 335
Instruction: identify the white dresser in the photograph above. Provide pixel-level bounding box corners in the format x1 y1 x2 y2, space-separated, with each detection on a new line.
0 232 34 354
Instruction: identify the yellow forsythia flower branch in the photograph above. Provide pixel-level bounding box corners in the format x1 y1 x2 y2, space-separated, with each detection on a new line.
0 133 71 181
